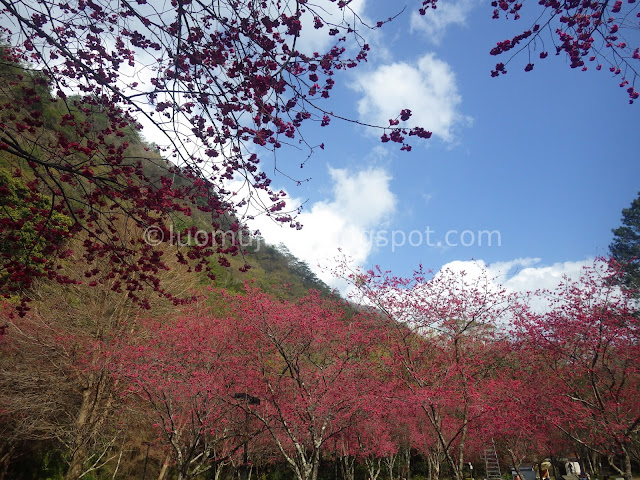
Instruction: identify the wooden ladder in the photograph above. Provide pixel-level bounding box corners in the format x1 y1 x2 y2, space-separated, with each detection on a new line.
484 441 502 480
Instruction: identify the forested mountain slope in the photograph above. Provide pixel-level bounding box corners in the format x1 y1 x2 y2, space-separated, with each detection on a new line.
0 50 331 310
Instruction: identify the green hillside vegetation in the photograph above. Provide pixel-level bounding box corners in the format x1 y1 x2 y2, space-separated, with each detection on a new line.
0 51 332 306
208 241 334 298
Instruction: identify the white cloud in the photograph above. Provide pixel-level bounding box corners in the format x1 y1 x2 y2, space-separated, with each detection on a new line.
247 165 397 288
409 0 479 44
500 260 588 293
340 257 606 327
439 257 593 291
353 53 469 143
327 167 396 225
438 258 601 311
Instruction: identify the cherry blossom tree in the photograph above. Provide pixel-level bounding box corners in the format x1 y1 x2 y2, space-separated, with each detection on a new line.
479 0 640 102
416 0 640 101
109 303 251 480
336 262 522 480
356 409 405 480
219 286 388 480
0 1 432 312
107 285 390 480
513 262 640 480
475 351 562 480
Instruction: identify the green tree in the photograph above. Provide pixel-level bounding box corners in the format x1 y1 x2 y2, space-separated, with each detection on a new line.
610 192 640 291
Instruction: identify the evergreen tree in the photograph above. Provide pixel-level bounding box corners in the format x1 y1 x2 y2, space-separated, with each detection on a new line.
610 192 640 291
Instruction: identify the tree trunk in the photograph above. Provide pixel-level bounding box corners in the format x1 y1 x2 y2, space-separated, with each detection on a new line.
0 443 15 480
340 455 356 480
384 453 397 480
607 450 633 480
66 445 88 480
549 455 559 480
455 420 468 480
623 450 633 480
365 456 382 480
65 371 115 480
311 453 320 480
157 453 171 480
65 386 97 479
585 453 594 477
508 449 524 480
400 446 411 480
427 453 441 480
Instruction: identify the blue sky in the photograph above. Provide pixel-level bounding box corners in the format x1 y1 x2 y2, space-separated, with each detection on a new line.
242 1 640 293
